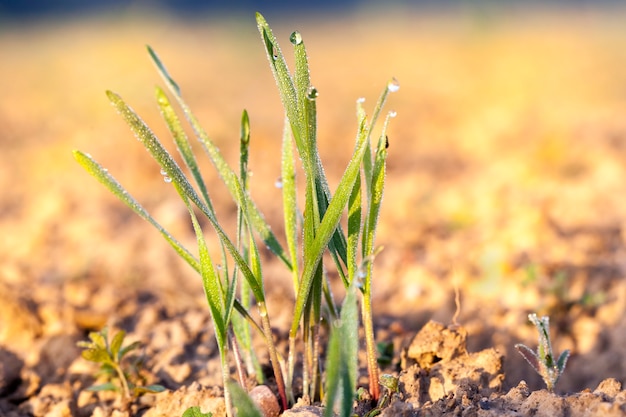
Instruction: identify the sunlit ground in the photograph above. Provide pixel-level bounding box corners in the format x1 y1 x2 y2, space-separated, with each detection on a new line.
2 4 626 391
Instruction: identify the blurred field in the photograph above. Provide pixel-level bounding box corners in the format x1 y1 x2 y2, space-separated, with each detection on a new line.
2 5 626 391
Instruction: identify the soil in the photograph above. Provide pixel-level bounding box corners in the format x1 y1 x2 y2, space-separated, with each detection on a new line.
2 6 626 417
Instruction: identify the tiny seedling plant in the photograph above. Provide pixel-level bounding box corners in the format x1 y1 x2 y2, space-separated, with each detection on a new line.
515 313 570 392
74 12 397 417
77 327 165 402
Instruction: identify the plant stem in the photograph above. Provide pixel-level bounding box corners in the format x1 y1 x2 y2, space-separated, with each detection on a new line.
362 297 380 400
219 347 234 417
229 331 247 388
259 302 288 410
113 361 131 399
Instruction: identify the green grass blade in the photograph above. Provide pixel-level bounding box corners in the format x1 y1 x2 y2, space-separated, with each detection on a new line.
148 45 181 96
106 90 209 215
226 381 263 417
292 30 316 169
255 13 303 155
362 113 391 269
281 117 299 293
186 197 227 344
362 81 396 198
240 110 251 189
106 91 265 304
73 150 200 272
324 280 358 417
147 46 291 270
155 86 213 211
290 122 369 336
347 173 362 283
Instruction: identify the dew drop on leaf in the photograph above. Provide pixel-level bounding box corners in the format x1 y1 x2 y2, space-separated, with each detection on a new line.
306 86 318 100
290 31 303 45
387 77 400 93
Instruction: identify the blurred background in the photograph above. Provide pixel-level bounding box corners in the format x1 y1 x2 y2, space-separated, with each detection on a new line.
1 0 626 392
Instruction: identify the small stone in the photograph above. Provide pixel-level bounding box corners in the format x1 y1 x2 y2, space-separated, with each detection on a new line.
249 385 280 417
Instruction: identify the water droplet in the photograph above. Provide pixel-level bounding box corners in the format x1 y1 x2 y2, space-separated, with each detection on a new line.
248 170 254 177
216 264 222 271
387 77 400 93
160 168 172 183
356 97 366 104
306 86 318 100
357 269 366 279
290 31 303 45
270 44 279 60
389 110 397 118
274 177 283 188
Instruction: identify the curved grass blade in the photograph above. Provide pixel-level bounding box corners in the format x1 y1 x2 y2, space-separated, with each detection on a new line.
185 195 228 344
255 13 303 154
106 90 266 303
155 86 213 211
147 45 291 270
73 150 199 272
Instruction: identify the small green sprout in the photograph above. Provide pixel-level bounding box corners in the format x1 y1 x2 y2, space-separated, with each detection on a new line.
182 406 213 417
363 374 399 417
515 314 570 392
77 327 165 399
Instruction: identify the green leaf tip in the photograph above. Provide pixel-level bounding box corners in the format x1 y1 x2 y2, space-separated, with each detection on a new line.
147 45 181 95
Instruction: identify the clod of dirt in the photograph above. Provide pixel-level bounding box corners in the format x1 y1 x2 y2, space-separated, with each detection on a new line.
0 348 23 396
402 321 469 370
143 382 225 417
398 320 504 406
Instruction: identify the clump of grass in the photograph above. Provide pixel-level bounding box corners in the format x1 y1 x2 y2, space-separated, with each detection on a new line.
515 313 570 392
77 327 165 400
74 12 397 417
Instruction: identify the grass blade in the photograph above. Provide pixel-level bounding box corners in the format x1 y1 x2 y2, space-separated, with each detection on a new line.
106 90 266 304
290 121 369 337
324 280 359 417
226 381 263 417
147 45 292 270
281 117 299 293
186 196 227 344
72 150 200 272
255 13 303 155
156 86 213 211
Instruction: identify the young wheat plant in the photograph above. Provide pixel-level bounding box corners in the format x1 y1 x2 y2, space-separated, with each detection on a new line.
74 12 397 417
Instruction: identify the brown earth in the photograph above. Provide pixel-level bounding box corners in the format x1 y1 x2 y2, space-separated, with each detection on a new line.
1 5 626 417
